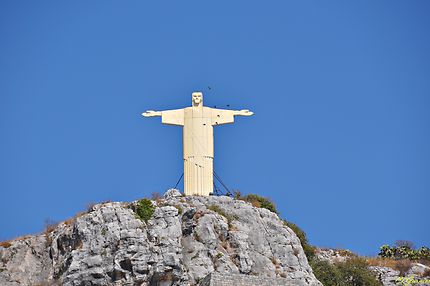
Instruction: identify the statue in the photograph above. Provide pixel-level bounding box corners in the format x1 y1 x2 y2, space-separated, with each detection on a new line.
142 92 253 196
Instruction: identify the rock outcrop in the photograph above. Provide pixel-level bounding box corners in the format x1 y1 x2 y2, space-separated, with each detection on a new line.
0 190 322 286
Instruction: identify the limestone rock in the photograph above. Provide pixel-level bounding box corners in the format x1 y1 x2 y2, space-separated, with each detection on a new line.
0 191 322 286
164 189 183 199
314 248 355 264
368 266 400 286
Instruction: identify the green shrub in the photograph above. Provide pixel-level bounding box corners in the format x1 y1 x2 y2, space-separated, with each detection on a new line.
310 259 342 286
135 199 155 222
175 205 183 215
283 220 315 260
418 246 430 260
311 257 382 286
337 257 382 285
379 244 395 258
378 243 430 260
240 194 277 213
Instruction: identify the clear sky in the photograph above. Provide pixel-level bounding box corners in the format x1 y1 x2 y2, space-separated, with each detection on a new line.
1 1 429 256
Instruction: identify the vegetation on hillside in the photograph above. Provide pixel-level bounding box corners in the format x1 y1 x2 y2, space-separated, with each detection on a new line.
378 241 430 260
232 192 381 285
234 192 278 213
282 220 316 261
134 199 155 222
280 220 382 285
311 257 382 286
233 193 430 283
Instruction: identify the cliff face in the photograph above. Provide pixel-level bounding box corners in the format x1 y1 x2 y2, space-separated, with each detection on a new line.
0 190 322 286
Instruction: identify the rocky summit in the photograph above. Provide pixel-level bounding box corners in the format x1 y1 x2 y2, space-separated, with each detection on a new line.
0 189 322 286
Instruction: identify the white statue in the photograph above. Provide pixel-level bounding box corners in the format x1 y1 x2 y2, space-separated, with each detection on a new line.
143 92 253 196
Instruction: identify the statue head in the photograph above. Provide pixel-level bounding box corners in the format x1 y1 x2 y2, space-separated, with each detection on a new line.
192 92 203 107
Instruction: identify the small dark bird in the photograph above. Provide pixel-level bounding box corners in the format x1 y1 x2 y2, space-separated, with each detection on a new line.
208 86 212 90
227 104 230 107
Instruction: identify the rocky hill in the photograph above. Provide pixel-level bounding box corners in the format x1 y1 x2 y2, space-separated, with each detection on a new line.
0 190 322 286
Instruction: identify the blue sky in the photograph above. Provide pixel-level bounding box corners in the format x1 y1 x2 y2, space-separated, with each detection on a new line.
1 1 429 256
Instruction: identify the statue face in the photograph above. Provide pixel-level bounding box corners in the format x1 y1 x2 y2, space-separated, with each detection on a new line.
192 92 203 106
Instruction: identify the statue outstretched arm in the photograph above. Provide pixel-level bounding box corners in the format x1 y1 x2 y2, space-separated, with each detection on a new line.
233 109 254 116
142 110 162 117
211 108 253 125
142 109 184 126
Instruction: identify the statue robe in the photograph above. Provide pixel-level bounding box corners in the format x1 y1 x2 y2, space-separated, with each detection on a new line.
160 106 235 196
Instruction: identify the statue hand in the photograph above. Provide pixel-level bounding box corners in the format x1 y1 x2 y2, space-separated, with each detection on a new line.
142 110 162 117
239 109 253 116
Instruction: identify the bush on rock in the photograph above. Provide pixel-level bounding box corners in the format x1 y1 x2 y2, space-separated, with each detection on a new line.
135 199 155 222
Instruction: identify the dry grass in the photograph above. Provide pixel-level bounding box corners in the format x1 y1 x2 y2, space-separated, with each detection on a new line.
44 219 58 234
250 200 261 208
193 210 204 220
16 235 31 241
63 217 76 226
158 271 174 282
336 249 357 257
75 239 83 250
63 211 86 226
271 256 281 274
87 200 112 210
63 202 102 227
395 260 413 276
366 257 399 268
228 221 237 231
76 211 86 218
367 257 413 276
0 241 12 248
238 194 278 213
220 240 230 252
44 219 59 247
0 235 32 248
62 213 83 227
151 192 162 200
151 192 163 205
